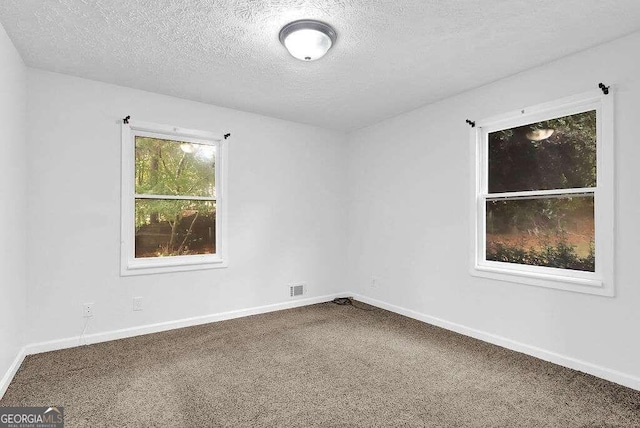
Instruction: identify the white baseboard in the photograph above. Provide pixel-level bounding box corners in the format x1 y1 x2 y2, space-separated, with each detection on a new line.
0 347 26 400
1 293 343 399
3 291 638 400
350 292 640 391
24 293 345 355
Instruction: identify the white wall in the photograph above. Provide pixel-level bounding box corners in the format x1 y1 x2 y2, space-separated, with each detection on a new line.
0 24 27 380
26 70 348 344
347 32 640 380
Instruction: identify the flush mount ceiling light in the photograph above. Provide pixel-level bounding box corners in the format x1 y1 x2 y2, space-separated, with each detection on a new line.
279 20 337 61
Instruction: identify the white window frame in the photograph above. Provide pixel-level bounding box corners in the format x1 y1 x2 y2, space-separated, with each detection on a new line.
121 120 228 276
470 89 614 296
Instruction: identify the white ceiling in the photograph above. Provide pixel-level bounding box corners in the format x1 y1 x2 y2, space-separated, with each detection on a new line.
1 1 640 131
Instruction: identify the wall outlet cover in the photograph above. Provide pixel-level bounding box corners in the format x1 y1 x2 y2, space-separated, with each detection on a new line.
133 297 143 311
82 303 94 318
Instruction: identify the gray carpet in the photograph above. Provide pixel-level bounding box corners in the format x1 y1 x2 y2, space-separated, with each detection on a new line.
2 301 639 427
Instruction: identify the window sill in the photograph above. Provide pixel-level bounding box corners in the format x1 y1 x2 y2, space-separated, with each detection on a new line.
470 264 613 297
121 256 227 276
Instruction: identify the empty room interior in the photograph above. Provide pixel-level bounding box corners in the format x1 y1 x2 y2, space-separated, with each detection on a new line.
1 1 640 426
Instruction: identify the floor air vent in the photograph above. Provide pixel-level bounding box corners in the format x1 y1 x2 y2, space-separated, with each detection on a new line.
290 284 305 297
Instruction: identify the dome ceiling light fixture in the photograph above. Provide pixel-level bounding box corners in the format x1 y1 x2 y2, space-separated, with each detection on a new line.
279 19 337 62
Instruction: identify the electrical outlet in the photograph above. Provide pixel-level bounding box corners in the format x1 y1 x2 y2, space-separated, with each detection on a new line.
83 303 94 318
371 277 378 288
133 296 143 311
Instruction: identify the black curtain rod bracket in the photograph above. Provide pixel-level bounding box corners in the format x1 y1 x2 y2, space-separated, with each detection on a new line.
598 83 610 95
224 133 231 140
123 115 130 124
465 119 476 128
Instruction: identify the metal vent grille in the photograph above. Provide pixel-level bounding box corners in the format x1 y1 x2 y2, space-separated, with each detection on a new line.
290 284 304 297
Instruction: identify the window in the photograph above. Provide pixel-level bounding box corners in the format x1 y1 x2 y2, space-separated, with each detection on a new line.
471 90 614 296
121 120 227 275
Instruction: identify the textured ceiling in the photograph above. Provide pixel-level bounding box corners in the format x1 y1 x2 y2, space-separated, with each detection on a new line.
1 1 640 131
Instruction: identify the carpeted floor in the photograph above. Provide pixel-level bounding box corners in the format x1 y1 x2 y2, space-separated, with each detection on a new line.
2 301 640 427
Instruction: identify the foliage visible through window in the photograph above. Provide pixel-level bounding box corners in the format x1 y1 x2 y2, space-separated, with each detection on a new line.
135 137 216 258
485 110 596 272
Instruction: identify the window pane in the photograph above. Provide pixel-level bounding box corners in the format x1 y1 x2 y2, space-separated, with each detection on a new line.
488 110 596 193
135 136 215 197
486 196 594 272
135 199 216 258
